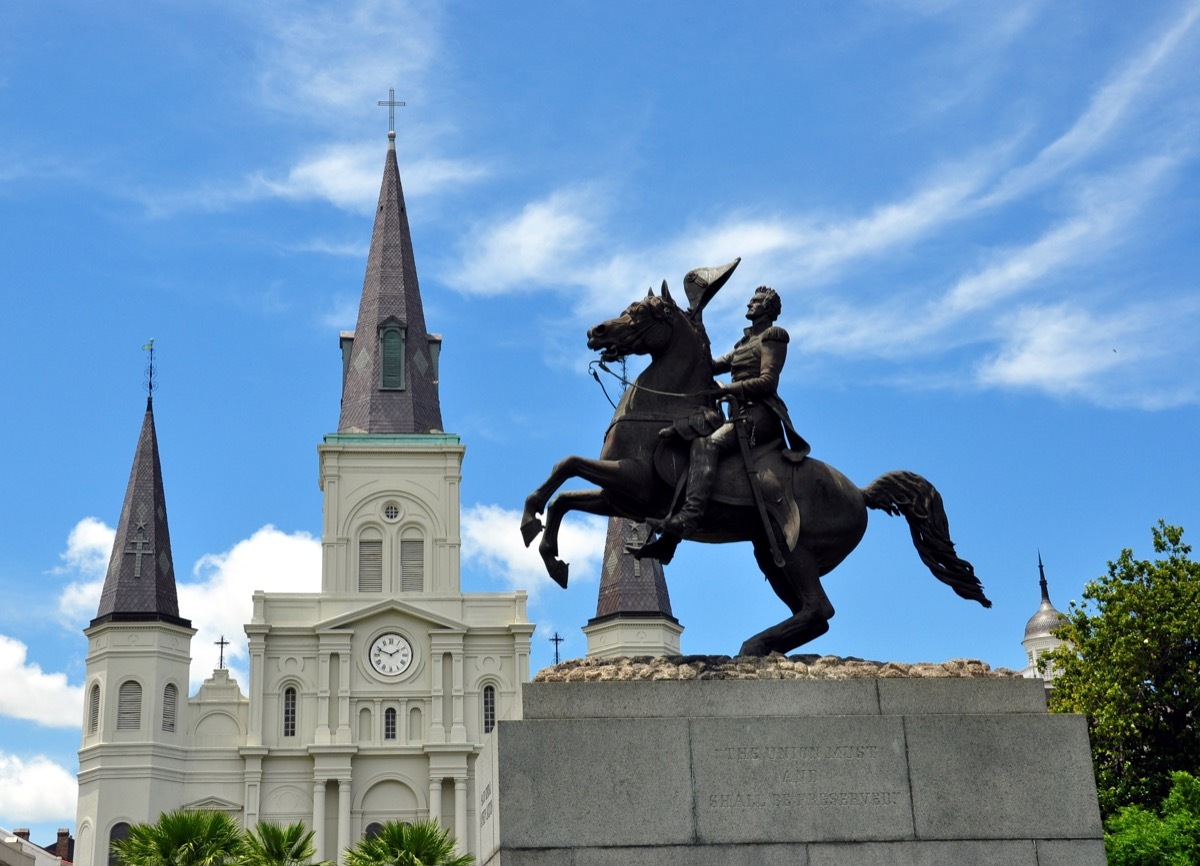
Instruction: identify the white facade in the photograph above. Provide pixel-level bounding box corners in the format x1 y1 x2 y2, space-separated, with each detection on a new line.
75 133 534 865
75 435 532 865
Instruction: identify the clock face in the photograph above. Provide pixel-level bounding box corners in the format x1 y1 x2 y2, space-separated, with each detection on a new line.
369 633 413 676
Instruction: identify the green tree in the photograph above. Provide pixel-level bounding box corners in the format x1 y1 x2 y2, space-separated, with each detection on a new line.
1105 771 1200 865
243 821 327 866
342 820 472 866
111 809 244 866
1046 521 1200 816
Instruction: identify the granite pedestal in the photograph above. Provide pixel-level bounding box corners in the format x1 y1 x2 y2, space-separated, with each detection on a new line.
477 678 1104 865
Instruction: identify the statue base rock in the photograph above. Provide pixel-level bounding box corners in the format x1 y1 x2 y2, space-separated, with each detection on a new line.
477 659 1104 865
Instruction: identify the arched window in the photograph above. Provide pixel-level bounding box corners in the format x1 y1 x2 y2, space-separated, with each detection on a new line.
379 321 406 390
483 685 496 734
116 681 141 730
364 823 384 840
400 529 423 592
283 687 297 737
88 684 100 734
358 528 383 593
384 707 397 740
162 683 178 732
108 822 131 866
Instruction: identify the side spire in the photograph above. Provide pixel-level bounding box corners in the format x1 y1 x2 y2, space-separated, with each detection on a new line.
338 107 443 434
582 518 683 658
92 348 189 627
593 519 677 621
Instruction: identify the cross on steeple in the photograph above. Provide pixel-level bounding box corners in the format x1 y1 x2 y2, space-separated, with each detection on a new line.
377 88 406 134
215 635 230 669
549 631 564 665
124 523 152 578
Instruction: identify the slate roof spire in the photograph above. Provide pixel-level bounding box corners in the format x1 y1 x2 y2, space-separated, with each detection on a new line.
591 518 677 623
92 396 189 627
338 130 443 433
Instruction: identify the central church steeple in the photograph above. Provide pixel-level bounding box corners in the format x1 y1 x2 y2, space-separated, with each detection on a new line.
338 129 443 434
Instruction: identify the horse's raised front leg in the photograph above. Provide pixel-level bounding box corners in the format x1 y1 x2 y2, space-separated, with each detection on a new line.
537 488 615 588
521 455 636 546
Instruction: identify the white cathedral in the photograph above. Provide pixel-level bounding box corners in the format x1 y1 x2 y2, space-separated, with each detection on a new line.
73 128 534 864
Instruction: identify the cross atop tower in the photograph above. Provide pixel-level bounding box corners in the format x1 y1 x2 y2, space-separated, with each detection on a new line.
215 635 230 669
377 88 406 135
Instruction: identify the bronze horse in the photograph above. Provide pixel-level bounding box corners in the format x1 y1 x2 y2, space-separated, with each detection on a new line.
521 285 991 655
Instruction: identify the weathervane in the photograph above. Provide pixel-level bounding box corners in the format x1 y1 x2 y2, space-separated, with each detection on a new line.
377 87 406 134
215 635 230 670
142 338 157 399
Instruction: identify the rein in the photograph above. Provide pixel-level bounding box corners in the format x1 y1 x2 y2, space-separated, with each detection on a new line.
589 359 716 405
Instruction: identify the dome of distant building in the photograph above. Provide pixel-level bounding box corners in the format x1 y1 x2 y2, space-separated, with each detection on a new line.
1021 553 1067 684
1024 596 1066 640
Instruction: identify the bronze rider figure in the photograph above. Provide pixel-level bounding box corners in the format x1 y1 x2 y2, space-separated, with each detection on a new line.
638 285 810 562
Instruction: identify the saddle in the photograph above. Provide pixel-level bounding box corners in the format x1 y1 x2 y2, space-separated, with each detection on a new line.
652 438 803 551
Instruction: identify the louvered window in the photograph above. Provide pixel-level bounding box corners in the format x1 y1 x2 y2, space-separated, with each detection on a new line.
400 538 424 592
283 687 297 737
88 684 100 734
384 707 397 740
116 680 142 730
483 685 496 734
359 539 383 592
162 683 178 732
380 325 406 389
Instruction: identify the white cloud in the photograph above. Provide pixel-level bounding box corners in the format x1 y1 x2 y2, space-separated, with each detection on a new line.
55 518 115 626
54 521 322 690
976 300 1200 409
449 188 605 295
0 636 82 728
0 752 77 822
252 146 489 213
183 526 322 688
462 503 607 599
252 0 440 122
976 303 1136 396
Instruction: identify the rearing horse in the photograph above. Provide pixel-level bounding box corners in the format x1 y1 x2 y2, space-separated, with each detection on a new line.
521 287 990 655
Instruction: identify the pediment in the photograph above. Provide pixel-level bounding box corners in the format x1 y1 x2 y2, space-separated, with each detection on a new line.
182 795 242 812
316 598 466 632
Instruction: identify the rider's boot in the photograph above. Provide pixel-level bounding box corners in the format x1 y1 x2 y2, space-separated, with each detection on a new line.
636 437 717 562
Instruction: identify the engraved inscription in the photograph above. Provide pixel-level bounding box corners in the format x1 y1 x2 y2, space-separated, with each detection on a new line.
708 741 900 810
479 781 493 828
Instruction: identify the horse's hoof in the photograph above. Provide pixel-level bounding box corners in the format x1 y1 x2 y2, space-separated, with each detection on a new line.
520 518 544 547
738 639 770 657
548 559 569 589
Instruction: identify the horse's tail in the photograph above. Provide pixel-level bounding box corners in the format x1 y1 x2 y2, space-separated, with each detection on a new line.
861 470 992 608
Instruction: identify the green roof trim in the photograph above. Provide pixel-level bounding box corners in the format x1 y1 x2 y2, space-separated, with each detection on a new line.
323 433 461 446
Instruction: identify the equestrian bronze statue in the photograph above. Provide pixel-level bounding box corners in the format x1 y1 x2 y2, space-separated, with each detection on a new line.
521 259 991 656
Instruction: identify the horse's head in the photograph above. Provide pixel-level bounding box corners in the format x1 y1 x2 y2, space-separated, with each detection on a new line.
586 289 682 362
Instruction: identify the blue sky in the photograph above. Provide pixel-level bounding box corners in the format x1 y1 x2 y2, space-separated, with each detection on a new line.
3 0 1199 840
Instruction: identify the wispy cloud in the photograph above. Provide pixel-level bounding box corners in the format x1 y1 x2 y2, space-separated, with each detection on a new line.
440 6 1200 410
980 1 1200 207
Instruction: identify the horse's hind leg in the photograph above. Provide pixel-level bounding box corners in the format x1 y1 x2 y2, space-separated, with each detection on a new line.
740 543 835 656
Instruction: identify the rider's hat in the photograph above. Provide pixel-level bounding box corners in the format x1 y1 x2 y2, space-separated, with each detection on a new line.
683 257 741 315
